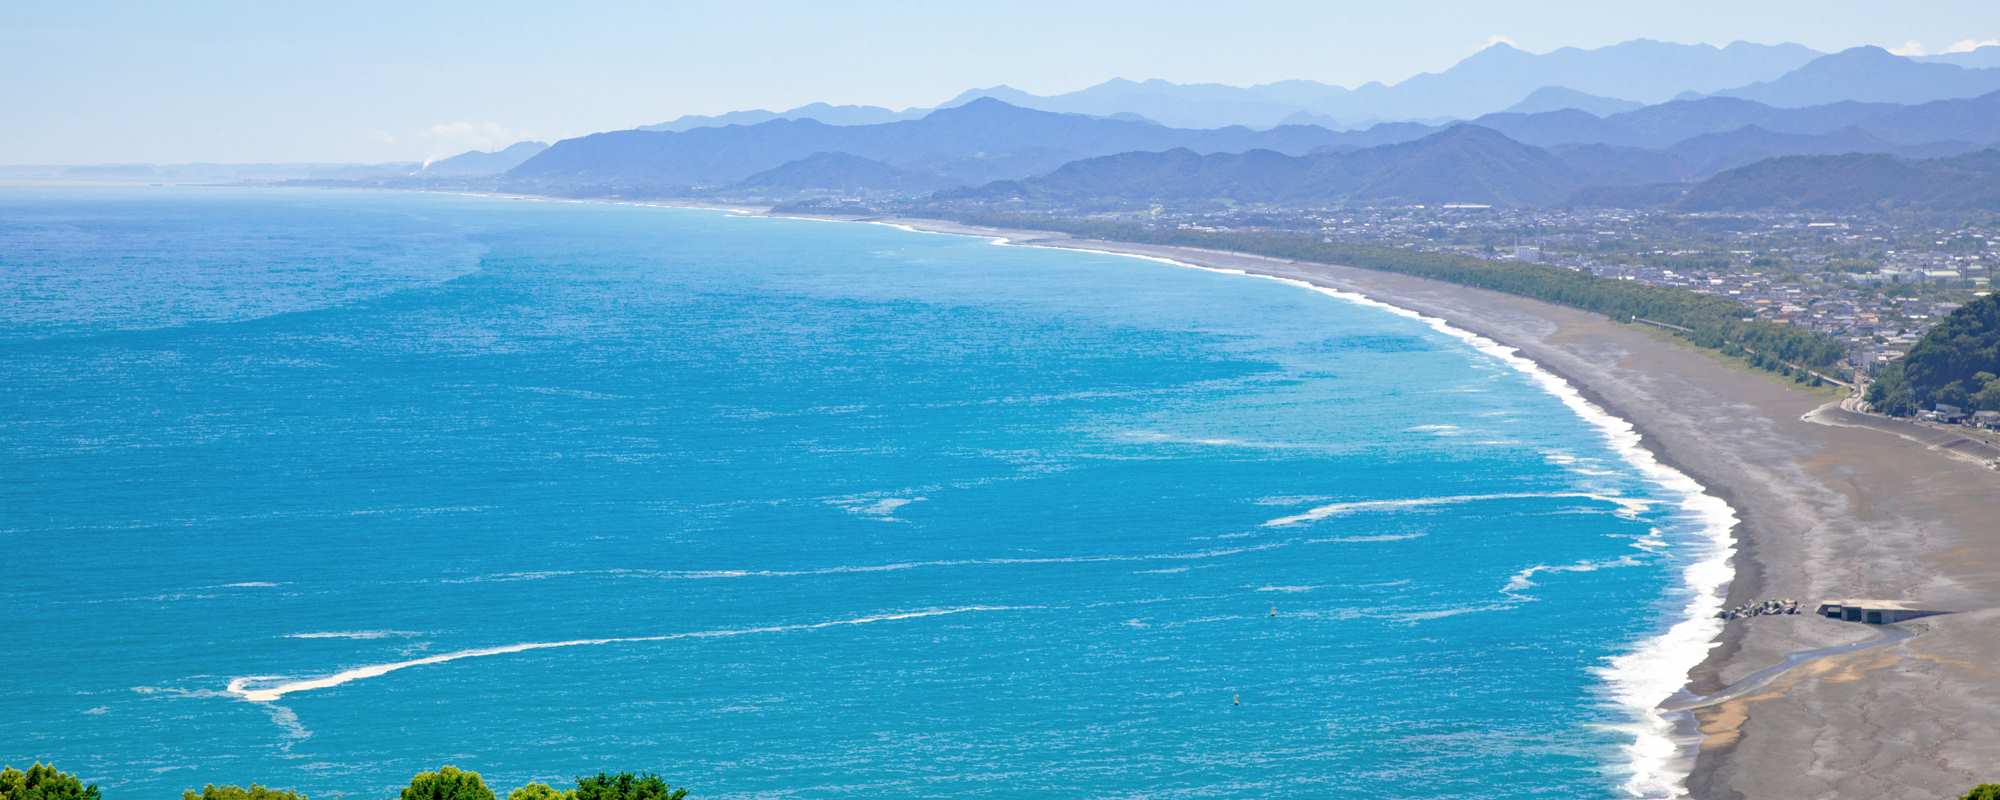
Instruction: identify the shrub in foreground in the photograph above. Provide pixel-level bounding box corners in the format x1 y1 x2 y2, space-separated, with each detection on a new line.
506 784 571 800
401 767 495 800
182 785 307 800
0 764 100 800
571 773 686 800
1962 784 2000 800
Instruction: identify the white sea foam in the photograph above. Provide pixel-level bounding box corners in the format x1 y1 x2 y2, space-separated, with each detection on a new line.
284 630 422 640
1260 491 1649 527
229 606 1026 703
964 232 1737 799
827 495 926 521
1254 584 1322 593
1405 423 1462 436
1501 556 1644 600
1387 603 1516 623
1302 532 1427 544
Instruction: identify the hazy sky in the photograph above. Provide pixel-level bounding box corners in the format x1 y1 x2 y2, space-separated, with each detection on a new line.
3 0 1995 164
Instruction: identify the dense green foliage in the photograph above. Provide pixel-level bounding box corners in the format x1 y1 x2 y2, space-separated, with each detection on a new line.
1864 294 2000 415
951 214 1849 376
0 765 99 800
505 785 571 800
181 786 306 800
1962 784 2000 800
570 773 686 800
400 767 495 800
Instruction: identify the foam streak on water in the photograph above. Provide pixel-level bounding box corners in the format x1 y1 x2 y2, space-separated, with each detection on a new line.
228 606 1028 703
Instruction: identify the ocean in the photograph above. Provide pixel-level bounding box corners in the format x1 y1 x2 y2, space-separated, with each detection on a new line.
0 186 1732 799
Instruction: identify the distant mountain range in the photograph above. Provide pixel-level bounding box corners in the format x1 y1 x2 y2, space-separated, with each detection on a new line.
642 103 923 132
638 40 2000 136
924 39 1833 128
644 39 1826 132
941 118 2000 211
504 98 1357 195
102 36 1999 214
499 84 2000 205
1714 46 2000 107
948 125 1591 207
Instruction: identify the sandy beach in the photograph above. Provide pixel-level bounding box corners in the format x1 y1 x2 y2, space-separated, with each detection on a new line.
865 216 2000 799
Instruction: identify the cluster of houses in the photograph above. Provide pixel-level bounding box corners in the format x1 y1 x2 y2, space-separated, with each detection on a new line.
1140 205 1995 373
1927 404 2000 429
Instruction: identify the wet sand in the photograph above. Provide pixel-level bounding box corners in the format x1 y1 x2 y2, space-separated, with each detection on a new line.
872 217 2000 799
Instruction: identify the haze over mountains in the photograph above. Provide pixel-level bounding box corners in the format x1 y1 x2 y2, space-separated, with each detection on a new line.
31 37 2000 213
640 40 2000 132
492 78 2000 210
505 98 1357 195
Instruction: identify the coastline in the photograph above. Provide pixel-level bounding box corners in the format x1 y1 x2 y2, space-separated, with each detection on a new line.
838 214 2000 799
199 186 1997 798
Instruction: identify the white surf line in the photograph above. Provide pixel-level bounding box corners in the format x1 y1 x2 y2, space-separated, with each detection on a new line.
887 226 1738 800
227 606 1026 703
1260 491 1653 527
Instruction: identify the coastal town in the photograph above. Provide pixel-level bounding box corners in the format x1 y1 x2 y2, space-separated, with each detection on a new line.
977 203 1997 377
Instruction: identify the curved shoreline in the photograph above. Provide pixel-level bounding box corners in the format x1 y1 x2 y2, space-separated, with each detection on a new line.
852 216 1739 797
401 194 2000 797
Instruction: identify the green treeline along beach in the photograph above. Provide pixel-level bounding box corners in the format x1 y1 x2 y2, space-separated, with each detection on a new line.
951 213 1853 381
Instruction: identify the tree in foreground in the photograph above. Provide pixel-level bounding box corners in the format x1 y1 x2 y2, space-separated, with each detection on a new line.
401 767 495 800
506 784 572 800
182 784 308 800
570 772 686 800
1963 785 2000 800
0 764 100 800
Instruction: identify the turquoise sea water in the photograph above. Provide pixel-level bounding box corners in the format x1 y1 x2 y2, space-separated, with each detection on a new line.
0 187 1725 799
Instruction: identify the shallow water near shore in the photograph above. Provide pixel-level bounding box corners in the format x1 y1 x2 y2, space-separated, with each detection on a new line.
1 186 1727 798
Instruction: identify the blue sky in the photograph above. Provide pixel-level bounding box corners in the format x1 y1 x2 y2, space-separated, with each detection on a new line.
2 0 1995 163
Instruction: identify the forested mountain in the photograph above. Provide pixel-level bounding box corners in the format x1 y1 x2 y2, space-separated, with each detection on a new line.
948 126 1589 207
1864 295 2000 415
1679 149 2000 210
941 121 1998 210
420 141 549 177
726 152 953 196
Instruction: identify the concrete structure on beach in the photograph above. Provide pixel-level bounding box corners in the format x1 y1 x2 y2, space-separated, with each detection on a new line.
1814 598 1943 624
